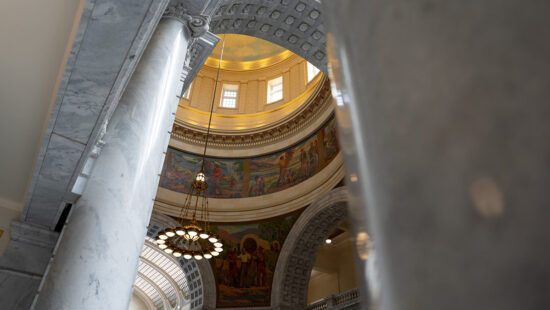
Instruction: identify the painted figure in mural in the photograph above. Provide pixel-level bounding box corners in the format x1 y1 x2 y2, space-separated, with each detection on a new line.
222 252 231 285
239 248 251 288
323 119 339 160
211 164 222 195
256 247 267 287
230 175 239 196
299 148 309 180
271 240 281 253
229 248 239 287
249 176 260 196
259 177 265 195
248 251 258 287
308 140 319 175
277 150 294 185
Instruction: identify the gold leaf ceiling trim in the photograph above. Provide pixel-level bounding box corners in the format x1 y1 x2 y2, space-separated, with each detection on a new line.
204 50 294 71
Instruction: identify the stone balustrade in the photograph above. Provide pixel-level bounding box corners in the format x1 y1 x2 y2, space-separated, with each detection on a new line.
306 288 361 310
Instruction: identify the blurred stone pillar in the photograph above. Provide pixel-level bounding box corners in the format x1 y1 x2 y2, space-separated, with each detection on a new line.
323 1 550 309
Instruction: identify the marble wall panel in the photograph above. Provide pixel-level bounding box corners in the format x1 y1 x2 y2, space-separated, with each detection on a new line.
25 134 84 226
52 0 162 144
0 221 59 309
0 275 41 310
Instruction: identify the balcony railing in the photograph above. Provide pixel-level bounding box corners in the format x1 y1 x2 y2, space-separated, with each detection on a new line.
306 288 360 310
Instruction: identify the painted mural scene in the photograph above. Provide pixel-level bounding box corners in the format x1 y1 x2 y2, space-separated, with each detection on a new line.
160 116 340 198
209 212 299 307
160 151 244 198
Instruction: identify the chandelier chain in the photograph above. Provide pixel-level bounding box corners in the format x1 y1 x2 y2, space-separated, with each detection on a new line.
201 34 226 170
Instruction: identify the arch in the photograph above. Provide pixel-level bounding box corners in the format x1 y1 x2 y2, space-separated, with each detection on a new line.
196 258 217 310
271 186 349 309
133 286 157 310
140 250 186 307
137 271 171 310
209 0 327 73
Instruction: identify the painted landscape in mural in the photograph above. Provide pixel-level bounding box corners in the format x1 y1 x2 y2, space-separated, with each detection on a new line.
160 116 339 198
209 212 300 307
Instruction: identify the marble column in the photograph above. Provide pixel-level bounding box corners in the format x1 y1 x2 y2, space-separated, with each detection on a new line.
34 12 205 309
323 1 550 310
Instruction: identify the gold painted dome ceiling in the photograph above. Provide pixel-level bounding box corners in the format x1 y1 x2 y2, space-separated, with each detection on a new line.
172 34 331 156
206 33 290 69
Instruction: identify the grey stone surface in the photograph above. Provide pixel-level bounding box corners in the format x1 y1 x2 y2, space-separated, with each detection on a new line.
209 0 327 73
323 0 550 309
0 275 41 310
0 221 59 309
34 17 191 310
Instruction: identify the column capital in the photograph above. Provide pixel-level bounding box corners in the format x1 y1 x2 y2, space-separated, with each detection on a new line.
163 4 210 38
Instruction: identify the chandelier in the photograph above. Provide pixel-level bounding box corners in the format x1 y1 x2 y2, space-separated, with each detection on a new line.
155 36 227 260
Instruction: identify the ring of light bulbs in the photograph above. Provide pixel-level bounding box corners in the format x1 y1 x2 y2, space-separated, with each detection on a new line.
156 225 223 260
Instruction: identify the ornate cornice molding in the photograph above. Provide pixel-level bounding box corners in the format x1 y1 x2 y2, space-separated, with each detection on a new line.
170 76 333 152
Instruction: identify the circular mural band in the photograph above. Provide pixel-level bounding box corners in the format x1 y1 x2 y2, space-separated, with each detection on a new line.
160 114 339 199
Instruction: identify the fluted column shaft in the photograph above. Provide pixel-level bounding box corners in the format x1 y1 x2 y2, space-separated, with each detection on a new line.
34 17 189 310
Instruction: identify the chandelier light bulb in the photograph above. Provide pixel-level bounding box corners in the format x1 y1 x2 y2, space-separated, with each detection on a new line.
175 227 185 236
165 229 176 237
211 251 219 256
158 244 168 249
204 253 212 259
188 230 198 237
164 247 174 254
208 237 218 243
158 234 168 240
173 251 182 258
156 239 166 244
183 253 193 260
214 247 223 252
194 254 203 260
214 242 223 248
199 232 209 239
196 172 205 182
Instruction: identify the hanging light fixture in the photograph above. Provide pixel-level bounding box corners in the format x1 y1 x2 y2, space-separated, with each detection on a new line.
155 35 228 260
